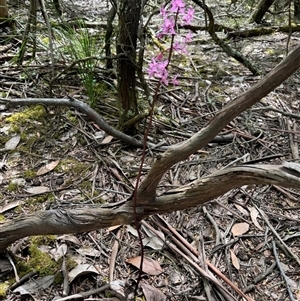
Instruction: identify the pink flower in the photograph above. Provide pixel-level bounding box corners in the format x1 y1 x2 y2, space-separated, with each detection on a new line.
160 6 167 17
147 0 192 86
160 16 176 36
173 40 187 54
147 57 170 85
172 75 179 85
156 52 164 61
147 58 159 77
170 0 185 12
182 7 194 25
184 31 193 43
147 58 168 79
160 69 169 85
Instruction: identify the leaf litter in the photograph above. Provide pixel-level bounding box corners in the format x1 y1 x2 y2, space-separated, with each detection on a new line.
0 0 300 300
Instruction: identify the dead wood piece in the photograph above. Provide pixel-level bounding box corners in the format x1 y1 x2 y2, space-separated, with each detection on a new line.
0 204 133 252
255 206 300 265
272 241 297 301
0 164 300 252
53 284 111 301
138 44 300 201
0 97 143 148
226 27 275 39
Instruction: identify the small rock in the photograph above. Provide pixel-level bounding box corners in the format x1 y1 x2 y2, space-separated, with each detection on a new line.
32 179 41 186
237 248 249 261
170 271 182 285
11 178 26 186
56 177 64 186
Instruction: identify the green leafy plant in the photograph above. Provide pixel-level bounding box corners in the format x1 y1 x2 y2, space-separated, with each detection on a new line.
60 22 98 106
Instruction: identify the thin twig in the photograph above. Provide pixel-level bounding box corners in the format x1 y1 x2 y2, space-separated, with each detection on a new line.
203 206 222 245
251 106 300 120
272 241 296 301
53 284 111 301
255 206 300 265
141 220 238 301
109 228 123 282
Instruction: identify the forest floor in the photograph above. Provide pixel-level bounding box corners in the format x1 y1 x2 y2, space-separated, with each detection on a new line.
0 0 300 300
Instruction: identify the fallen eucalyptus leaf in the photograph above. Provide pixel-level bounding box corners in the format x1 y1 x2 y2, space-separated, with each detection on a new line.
36 160 60 176
25 186 50 194
5 135 20 150
13 275 54 294
231 222 249 236
68 264 99 282
126 256 163 276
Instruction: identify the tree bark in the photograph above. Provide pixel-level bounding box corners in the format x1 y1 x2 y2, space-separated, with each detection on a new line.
116 0 141 131
0 0 8 21
295 0 300 19
249 0 276 23
105 5 117 70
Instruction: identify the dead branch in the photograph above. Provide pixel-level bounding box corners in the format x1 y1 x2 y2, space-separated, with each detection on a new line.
1 164 299 252
1 46 300 253
138 44 300 201
0 97 143 148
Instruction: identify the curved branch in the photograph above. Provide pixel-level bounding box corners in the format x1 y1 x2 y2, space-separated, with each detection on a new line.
192 0 260 75
138 44 300 200
1 164 299 251
0 97 143 148
145 164 300 213
0 201 135 252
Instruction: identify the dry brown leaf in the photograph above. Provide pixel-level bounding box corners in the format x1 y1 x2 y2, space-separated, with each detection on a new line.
0 201 21 213
108 225 122 231
140 282 167 301
234 203 249 216
5 135 20 150
13 275 54 295
77 246 101 257
101 135 114 144
249 206 263 231
36 160 60 176
126 256 163 276
57 234 81 245
25 186 49 194
231 222 249 236
68 264 99 282
50 244 68 262
230 250 240 270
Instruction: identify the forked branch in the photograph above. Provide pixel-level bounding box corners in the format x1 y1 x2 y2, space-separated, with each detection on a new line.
138 44 300 200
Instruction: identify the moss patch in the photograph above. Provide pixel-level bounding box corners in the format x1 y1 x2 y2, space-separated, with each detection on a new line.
22 170 37 180
17 239 59 277
6 105 47 133
55 158 90 176
0 283 9 298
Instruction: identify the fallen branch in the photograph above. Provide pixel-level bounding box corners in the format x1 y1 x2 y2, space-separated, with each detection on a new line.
1 164 300 252
0 97 143 148
138 43 300 201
